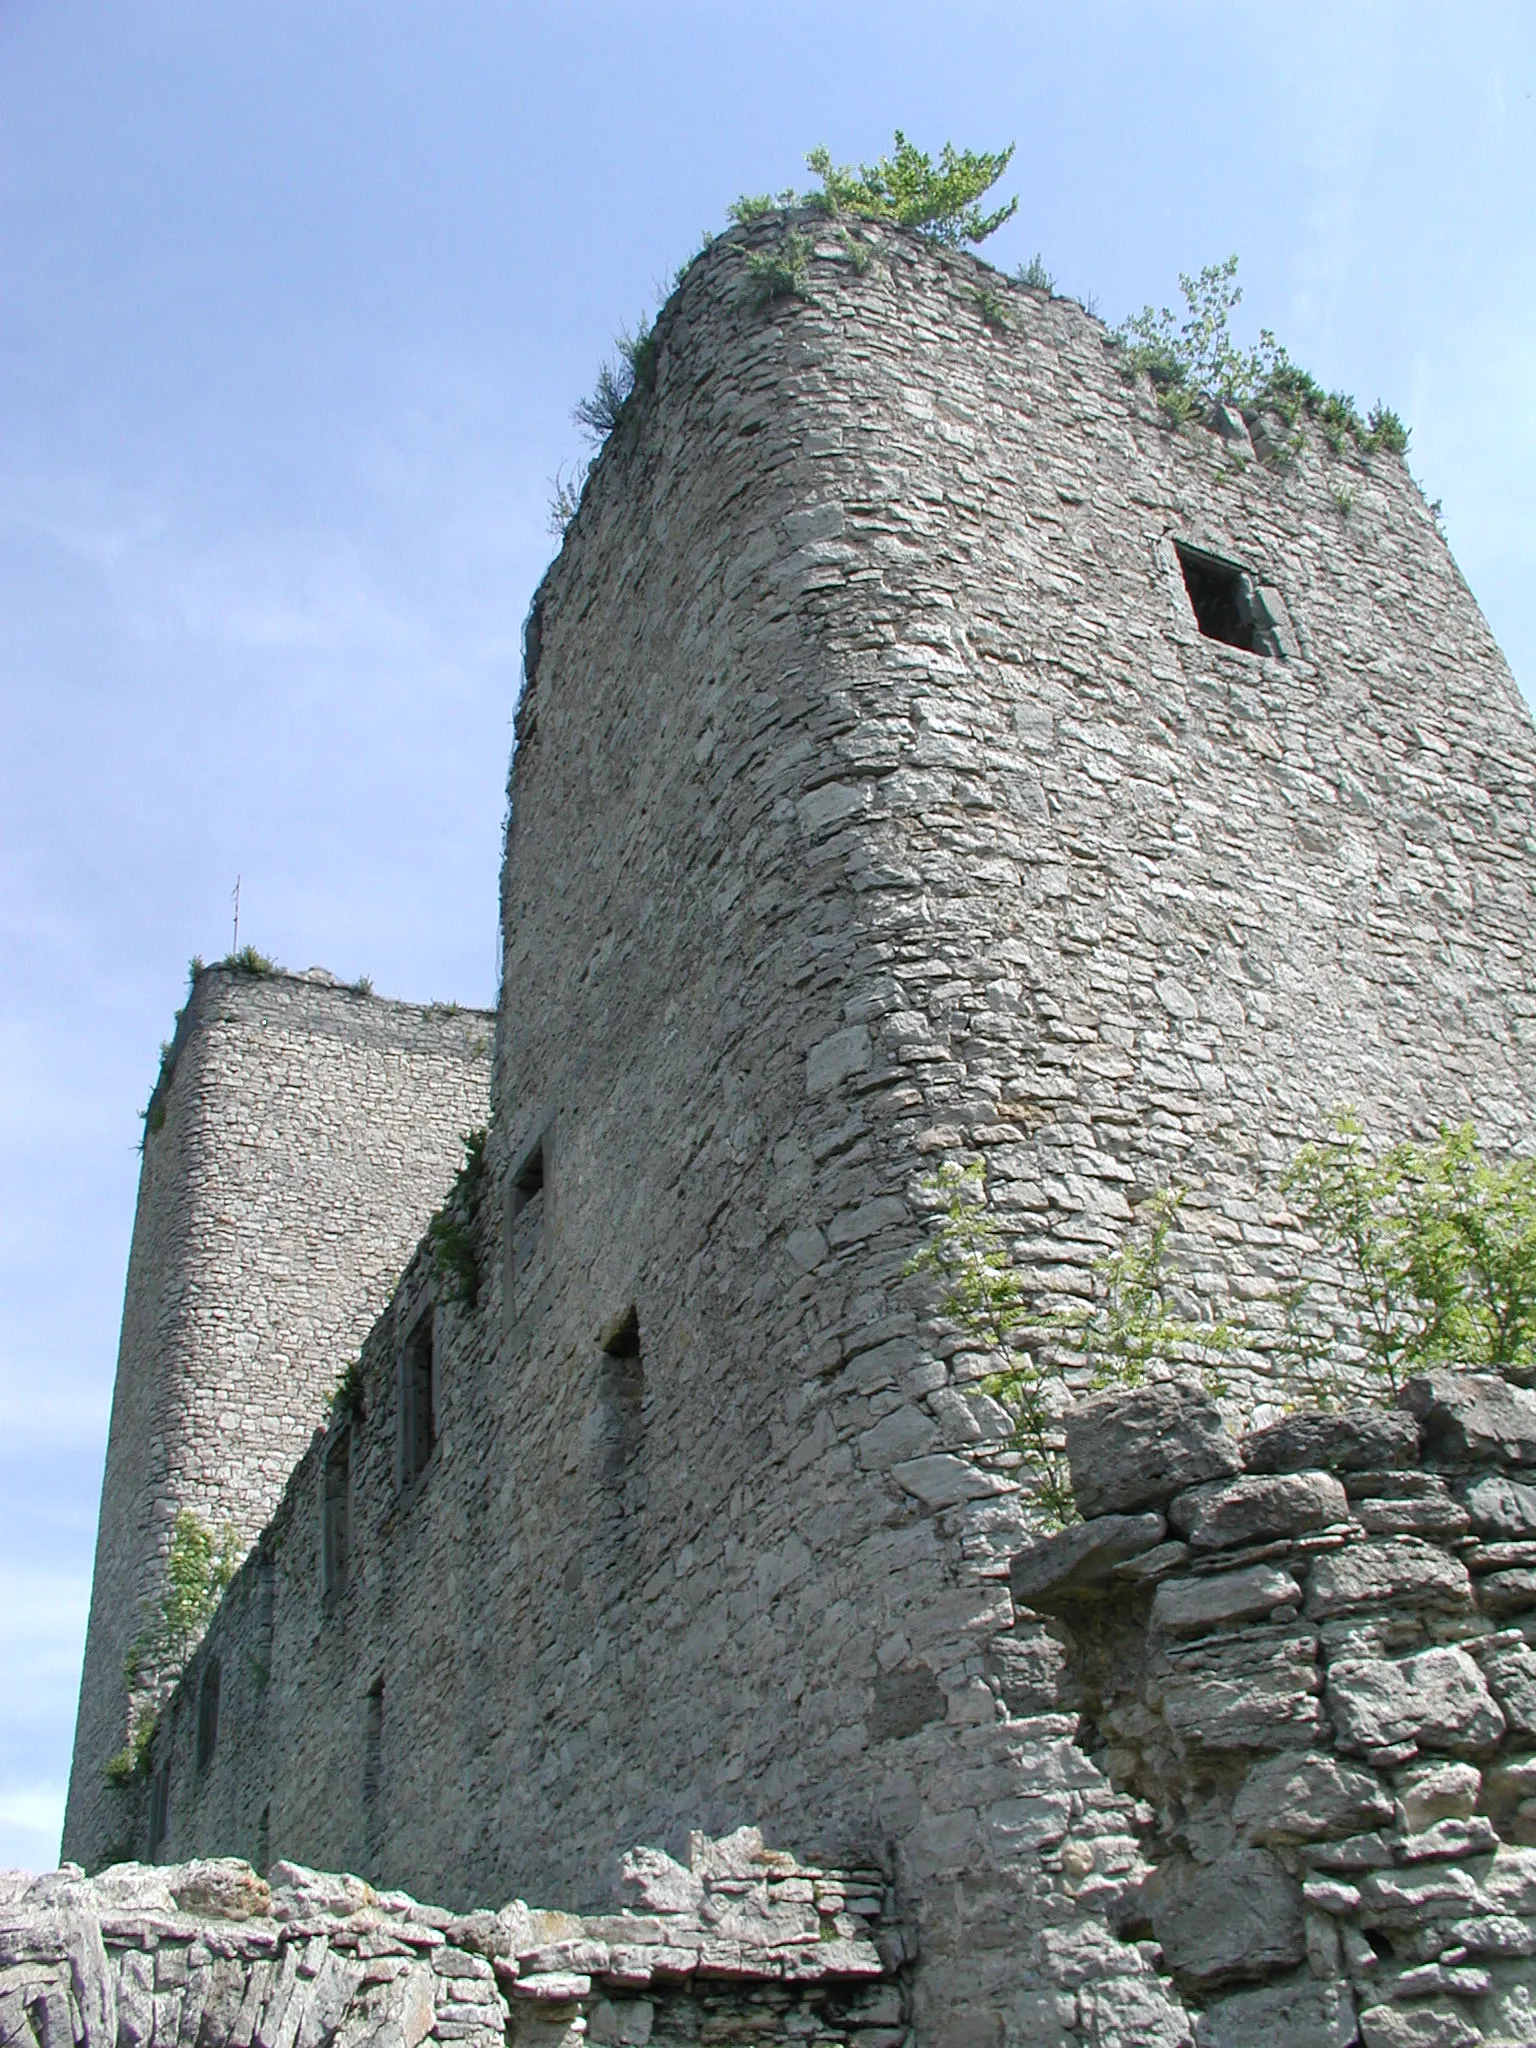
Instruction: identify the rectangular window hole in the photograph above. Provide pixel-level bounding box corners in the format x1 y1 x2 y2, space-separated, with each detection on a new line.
196 1658 221 1773
323 1429 351 1596
1174 542 1279 655
398 1322 435 1491
513 1143 545 1213
148 1760 170 1861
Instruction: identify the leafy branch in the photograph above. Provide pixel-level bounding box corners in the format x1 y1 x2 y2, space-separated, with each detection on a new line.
1116 255 1409 454
732 132 1018 250
906 1165 1228 1525
121 1508 237 1696
1282 1112 1536 1395
573 318 658 446
429 1126 489 1309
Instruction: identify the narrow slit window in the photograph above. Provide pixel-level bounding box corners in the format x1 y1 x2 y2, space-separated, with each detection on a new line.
196 1658 221 1772
513 1144 545 1212
398 1322 435 1491
323 1429 351 1595
148 1760 170 1861
1174 543 1279 655
362 1673 384 1862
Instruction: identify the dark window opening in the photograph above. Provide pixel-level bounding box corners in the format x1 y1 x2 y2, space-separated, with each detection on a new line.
323 1430 351 1595
195 1658 221 1773
1175 543 1280 656
599 1303 640 1358
362 1674 384 1864
398 1321 435 1491
513 1143 545 1212
591 1305 645 1530
147 1761 170 1861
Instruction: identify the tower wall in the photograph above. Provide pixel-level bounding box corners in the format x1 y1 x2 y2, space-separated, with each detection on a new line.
63 966 492 1869
129 222 1536 2044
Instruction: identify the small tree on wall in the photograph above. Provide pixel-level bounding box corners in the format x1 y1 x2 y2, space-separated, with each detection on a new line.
105 1508 237 1785
907 1117 1536 1527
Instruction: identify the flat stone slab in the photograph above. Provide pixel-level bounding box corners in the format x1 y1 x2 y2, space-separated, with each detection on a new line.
1170 1470 1348 1550
1146 1847 1304 1988
1195 1977 1357 2048
1465 1472 1536 1538
1242 1407 1418 1475
1009 1512 1166 1607
1401 1372 1536 1470
1231 1752 1395 1845
1064 1382 1240 1518
1328 1646 1505 1759
1153 1626 1322 1751
1305 1539 1473 1619
1151 1564 1301 1638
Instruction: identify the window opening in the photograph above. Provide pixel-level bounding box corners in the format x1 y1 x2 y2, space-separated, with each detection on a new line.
147 1760 171 1861
398 1321 435 1491
362 1674 384 1864
1174 543 1280 656
323 1429 351 1595
591 1304 645 1533
513 1143 545 1213
195 1658 221 1773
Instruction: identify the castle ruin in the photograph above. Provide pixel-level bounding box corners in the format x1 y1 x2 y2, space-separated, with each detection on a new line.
57 213 1536 2044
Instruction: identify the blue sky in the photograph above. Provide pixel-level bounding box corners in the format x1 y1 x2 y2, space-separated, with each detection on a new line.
2 1 1533 1872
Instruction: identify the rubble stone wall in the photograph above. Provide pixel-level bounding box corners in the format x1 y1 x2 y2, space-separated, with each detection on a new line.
1014 1370 1536 2046
0 1830 901 2048
90 212 1536 2048
65 969 494 1873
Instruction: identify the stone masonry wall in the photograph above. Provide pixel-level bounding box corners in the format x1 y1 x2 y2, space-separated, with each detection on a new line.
1014 1369 1536 2047
65 968 493 1874
0 1828 902 2048
115 215 1536 2047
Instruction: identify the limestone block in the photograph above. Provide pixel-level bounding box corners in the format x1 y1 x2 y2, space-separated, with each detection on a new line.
1194 1977 1357 2048
1152 1626 1321 1750
330 1966 436 2048
1401 1372 1536 1470
1231 1753 1394 1844
268 1866 375 1921
890 1453 1011 1508
1478 1638 1536 1735
4 1913 116 2048
1243 1408 1419 1476
1064 1384 1240 1519
1395 1762 1482 1832
1306 1540 1473 1619
1351 1493 1471 1540
1464 1472 1536 1539
1482 1844 1536 1915
612 1852 702 1917
1146 1848 1305 1987
1169 1471 1348 1550
1151 1564 1301 1637
1478 1567 1536 1617
167 1862 272 1923
1076 1972 1195 2048
1328 1647 1505 1758
1009 1513 1167 1607
1357 2005 1481 2048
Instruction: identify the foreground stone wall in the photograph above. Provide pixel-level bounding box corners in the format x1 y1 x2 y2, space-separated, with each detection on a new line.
66 968 493 1873
1015 1371 1536 2046
92 211 1536 2045
0 1830 902 2048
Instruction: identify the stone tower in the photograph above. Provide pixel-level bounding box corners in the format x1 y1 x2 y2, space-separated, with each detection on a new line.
68 216 1536 2041
63 964 492 1865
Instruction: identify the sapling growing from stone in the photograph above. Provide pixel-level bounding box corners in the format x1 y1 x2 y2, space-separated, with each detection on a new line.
907 1164 1229 1526
1281 1112 1536 1395
120 1507 237 1703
